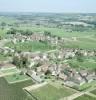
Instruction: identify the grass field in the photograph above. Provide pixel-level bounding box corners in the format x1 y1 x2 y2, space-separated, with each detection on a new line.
76 81 96 91
0 54 8 61
4 73 31 83
63 37 96 50
0 29 7 38
5 41 55 52
29 84 76 100
1 67 19 74
91 89 96 95
68 58 96 70
0 77 34 100
74 94 96 100
18 26 96 38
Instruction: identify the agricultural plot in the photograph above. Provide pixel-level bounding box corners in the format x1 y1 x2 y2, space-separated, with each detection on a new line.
76 81 96 91
29 84 76 100
0 29 7 38
4 73 31 84
18 26 95 37
0 67 20 78
68 59 96 70
91 89 96 95
1 67 19 74
74 94 96 100
5 41 55 52
0 77 34 100
63 37 96 50
0 54 8 61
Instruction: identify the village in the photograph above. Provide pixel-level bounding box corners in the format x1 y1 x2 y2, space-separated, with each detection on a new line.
0 12 96 100
0 31 96 91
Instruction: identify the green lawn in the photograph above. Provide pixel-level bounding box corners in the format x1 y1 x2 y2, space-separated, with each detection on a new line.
30 84 76 100
4 73 31 83
74 94 96 100
5 41 55 52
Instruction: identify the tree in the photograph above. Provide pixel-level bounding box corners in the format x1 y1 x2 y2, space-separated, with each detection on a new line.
12 55 21 68
45 70 51 75
12 54 29 69
44 31 51 36
75 51 84 62
7 28 17 34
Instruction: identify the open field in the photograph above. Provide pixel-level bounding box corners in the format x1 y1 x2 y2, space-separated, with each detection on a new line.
91 89 96 95
0 54 8 61
4 73 31 84
29 83 76 100
1 67 19 74
63 37 96 50
18 26 96 38
0 77 34 100
76 81 96 91
0 29 7 38
5 41 55 52
74 94 96 100
68 58 96 70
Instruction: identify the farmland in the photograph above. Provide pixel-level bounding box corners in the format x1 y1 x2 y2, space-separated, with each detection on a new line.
4 73 31 84
0 13 96 100
74 94 96 100
0 77 34 100
5 41 55 52
0 54 8 61
29 84 76 100
68 58 96 70
91 89 96 95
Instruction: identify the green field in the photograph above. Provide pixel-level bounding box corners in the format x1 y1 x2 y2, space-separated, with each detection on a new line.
74 94 96 100
63 37 96 50
5 41 55 52
91 89 96 95
1 67 19 74
68 59 96 70
76 81 96 91
0 77 34 100
0 29 7 38
29 84 76 100
0 54 8 61
4 73 31 83
18 26 95 38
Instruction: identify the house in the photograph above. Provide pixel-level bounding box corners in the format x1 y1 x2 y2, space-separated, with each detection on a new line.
27 70 43 83
59 73 68 81
79 70 88 77
65 52 75 59
86 75 93 83
70 73 85 86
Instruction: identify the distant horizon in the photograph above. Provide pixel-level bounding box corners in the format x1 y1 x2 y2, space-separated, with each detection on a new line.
0 11 96 14
0 0 96 13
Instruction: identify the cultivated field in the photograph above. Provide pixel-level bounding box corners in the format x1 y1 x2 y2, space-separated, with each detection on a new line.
0 77 34 100
5 41 55 52
74 94 96 100
29 83 76 100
